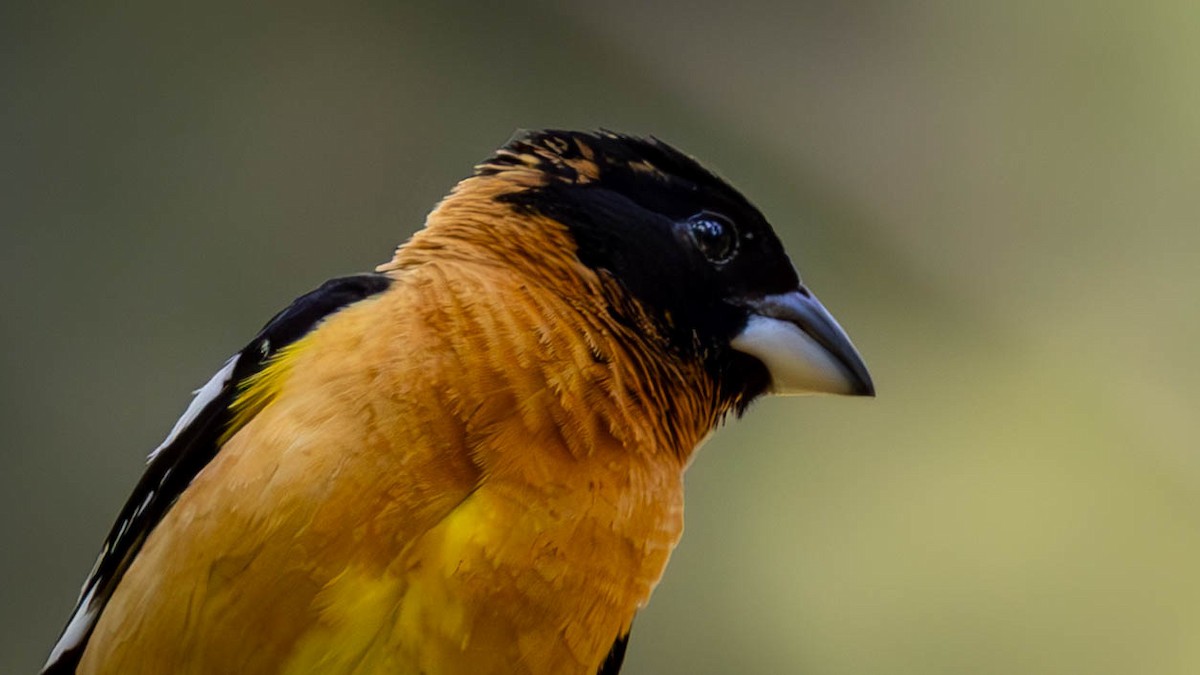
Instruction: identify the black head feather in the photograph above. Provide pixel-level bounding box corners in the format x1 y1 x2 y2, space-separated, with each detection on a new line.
488 129 802 405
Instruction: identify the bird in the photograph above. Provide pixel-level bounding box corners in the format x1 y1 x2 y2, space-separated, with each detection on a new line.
42 129 873 675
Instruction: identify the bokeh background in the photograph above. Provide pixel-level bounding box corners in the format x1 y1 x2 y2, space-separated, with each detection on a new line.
4 2 1199 673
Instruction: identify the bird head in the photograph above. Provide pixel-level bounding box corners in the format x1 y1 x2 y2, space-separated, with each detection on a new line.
390 129 873 419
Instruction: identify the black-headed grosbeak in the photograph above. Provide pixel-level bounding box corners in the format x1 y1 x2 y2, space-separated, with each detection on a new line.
43 130 873 675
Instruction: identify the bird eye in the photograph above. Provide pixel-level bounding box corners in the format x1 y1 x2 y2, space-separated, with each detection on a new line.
687 212 738 264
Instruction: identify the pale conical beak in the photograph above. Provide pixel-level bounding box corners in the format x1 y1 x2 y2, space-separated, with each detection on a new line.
731 288 874 396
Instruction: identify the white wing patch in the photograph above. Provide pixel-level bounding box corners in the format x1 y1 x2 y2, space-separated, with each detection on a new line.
43 586 99 669
147 355 239 462
43 354 240 672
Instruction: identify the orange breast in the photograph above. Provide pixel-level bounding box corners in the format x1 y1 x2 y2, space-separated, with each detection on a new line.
79 256 704 675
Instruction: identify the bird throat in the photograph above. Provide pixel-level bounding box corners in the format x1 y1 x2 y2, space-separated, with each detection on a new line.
382 172 729 469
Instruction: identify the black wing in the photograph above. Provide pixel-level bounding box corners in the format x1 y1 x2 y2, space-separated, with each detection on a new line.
598 629 632 675
42 274 393 674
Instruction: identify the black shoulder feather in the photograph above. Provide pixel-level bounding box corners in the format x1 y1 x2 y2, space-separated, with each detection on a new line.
41 273 393 674
598 630 632 675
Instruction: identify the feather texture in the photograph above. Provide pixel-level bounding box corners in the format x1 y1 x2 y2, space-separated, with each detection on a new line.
72 164 723 674
46 130 871 675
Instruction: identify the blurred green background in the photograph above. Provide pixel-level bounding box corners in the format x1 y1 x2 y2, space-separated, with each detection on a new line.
4 2 1199 673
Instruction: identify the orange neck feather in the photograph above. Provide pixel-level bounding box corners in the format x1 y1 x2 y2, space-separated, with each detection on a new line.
379 170 727 470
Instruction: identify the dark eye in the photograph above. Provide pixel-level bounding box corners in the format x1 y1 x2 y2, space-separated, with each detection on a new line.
687 212 738 264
